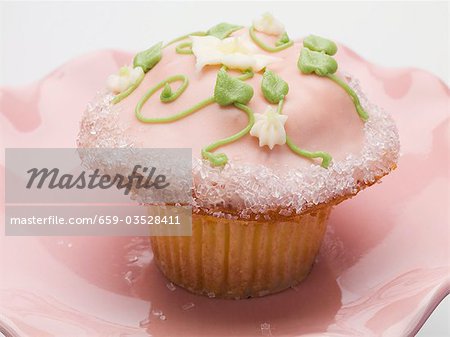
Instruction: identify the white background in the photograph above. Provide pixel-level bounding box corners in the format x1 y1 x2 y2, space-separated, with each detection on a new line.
0 1 448 336
0 1 449 86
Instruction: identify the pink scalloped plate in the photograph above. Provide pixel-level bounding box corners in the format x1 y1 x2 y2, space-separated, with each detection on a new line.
0 47 449 337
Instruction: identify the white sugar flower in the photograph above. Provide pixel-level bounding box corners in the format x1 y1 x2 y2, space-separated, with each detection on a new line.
253 13 285 36
191 35 280 72
250 106 288 149
106 66 144 94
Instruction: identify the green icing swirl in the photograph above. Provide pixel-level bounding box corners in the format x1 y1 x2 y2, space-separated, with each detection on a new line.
135 75 215 123
159 75 189 103
249 26 294 52
202 103 255 166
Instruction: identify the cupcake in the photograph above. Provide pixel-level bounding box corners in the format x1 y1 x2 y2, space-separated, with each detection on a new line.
78 13 399 299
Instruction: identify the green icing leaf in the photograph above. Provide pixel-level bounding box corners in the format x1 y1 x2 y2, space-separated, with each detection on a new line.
214 68 254 106
275 32 290 47
261 69 289 104
303 35 337 56
207 23 242 39
133 42 163 73
298 47 338 76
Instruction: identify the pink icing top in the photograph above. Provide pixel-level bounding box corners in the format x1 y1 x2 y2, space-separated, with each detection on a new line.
78 28 400 219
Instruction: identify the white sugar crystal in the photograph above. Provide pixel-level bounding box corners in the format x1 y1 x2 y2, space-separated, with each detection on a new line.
181 302 195 311
291 285 300 292
260 322 272 336
152 309 163 316
166 282 176 291
124 270 134 284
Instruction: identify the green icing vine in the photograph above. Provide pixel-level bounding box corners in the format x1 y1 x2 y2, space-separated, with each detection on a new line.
164 31 207 48
249 26 294 52
201 69 256 166
281 95 332 168
135 75 215 123
111 71 145 105
261 83 332 168
175 41 193 55
326 74 369 121
275 32 290 47
286 135 332 168
202 103 255 166
297 35 369 122
236 69 254 81
133 68 255 167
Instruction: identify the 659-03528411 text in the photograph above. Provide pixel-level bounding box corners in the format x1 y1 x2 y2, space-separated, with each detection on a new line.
8 215 182 226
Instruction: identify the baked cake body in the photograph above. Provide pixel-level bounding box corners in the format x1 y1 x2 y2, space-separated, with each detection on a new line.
78 14 399 298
